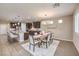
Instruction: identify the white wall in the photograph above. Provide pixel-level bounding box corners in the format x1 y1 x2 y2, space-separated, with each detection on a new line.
0 22 9 35
41 15 73 41
73 5 79 52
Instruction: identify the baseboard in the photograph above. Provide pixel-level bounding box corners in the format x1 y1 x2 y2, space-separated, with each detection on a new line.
55 38 73 42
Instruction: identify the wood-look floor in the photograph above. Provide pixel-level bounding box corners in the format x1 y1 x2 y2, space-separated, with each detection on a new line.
54 40 79 56
0 35 31 56
0 35 78 56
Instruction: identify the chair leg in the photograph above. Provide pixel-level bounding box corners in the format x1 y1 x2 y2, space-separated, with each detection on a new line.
46 42 48 48
38 42 40 47
52 39 53 42
29 44 31 50
33 45 35 52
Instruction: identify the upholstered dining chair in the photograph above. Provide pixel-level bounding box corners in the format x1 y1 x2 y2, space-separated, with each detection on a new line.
41 33 51 48
50 33 52 40
50 33 55 41
49 33 55 44
29 35 40 52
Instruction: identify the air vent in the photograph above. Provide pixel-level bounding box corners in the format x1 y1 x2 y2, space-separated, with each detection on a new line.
52 3 60 8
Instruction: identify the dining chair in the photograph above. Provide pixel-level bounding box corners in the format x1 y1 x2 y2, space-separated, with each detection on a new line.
51 33 55 40
50 33 52 40
41 33 51 48
29 35 40 52
49 33 55 44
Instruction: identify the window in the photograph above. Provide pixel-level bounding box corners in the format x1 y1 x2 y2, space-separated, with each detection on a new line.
75 13 79 33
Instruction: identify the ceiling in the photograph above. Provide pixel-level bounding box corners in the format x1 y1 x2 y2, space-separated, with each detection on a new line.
0 3 78 22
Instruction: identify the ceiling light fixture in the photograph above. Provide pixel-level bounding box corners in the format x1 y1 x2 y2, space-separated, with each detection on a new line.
45 14 47 16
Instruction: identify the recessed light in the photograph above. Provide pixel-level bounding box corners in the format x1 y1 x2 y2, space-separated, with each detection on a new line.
45 14 47 16
50 21 54 24
18 16 20 17
58 19 63 23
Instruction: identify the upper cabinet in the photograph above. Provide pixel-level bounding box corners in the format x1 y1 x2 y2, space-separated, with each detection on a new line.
26 23 32 29
33 22 40 28
26 21 40 29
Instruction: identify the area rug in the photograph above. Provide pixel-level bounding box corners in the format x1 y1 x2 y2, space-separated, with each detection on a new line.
21 40 60 56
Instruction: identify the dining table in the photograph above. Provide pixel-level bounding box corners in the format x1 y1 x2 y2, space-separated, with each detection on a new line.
33 32 50 40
